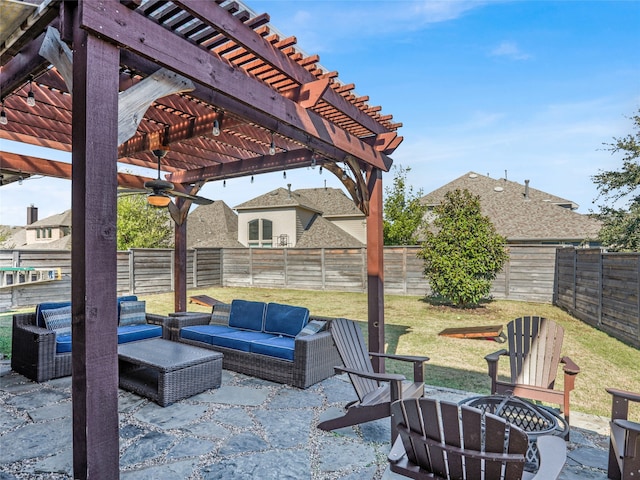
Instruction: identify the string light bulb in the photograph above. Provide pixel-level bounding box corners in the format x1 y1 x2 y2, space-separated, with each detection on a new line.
0 102 7 125
283 169 287 179
269 131 276 156
223 179 226 187
26 78 35 107
251 175 254 184
311 156 317 169
319 165 323 174
212 118 221 136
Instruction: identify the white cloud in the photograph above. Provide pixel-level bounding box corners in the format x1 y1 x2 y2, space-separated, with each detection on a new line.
490 41 532 60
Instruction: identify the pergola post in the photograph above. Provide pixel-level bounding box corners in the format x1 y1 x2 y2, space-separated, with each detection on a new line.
174 200 188 312
367 167 385 372
71 20 120 480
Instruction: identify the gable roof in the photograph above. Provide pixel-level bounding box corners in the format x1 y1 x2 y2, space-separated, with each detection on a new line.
295 214 364 248
421 172 601 242
295 187 365 218
187 201 243 248
234 187 321 213
26 209 72 229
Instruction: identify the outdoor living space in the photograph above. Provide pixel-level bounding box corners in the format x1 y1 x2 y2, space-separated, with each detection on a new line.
2 287 639 479
0 360 613 479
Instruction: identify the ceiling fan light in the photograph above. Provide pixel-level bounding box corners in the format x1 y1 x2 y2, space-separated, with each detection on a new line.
147 193 171 207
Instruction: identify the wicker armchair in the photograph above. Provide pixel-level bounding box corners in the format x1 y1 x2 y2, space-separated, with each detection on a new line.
11 310 168 382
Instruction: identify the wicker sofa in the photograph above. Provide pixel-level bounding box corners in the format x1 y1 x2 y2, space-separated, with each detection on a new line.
11 296 168 382
170 300 342 389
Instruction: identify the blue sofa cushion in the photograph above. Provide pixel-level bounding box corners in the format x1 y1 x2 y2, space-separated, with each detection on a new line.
117 324 162 344
250 336 295 362
119 300 146 326
55 333 73 354
180 325 238 343
42 305 72 335
264 303 309 338
208 330 275 352
36 301 71 328
228 299 266 332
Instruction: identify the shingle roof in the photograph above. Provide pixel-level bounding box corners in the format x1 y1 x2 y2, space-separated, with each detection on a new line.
26 209 72 228
295 215 364 248
294 188 364 217
187 201 243 248
420 172 601 242
234 187 321 213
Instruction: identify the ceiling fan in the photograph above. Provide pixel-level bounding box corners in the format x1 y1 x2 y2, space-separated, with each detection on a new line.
119 149 213 207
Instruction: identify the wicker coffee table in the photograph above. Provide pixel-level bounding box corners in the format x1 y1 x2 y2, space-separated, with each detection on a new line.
118 338 222 406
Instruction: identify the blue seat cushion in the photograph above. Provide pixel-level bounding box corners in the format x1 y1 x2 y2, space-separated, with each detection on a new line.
228 299 266 332
263 303 309 337
208 330 275 352
117 324 162 344
55 333 73 354
250 336 295 362
36 301 71 328
180 325 238 343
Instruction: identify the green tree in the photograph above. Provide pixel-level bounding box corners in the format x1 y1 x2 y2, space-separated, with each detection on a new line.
117 195 174 250
383 165 427 245
417 189 508 307
592 110 640 251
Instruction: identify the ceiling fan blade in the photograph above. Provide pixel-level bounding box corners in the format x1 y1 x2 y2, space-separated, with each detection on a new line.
169 190 214 205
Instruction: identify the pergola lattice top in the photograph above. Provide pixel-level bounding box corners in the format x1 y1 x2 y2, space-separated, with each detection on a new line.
1 0 402 214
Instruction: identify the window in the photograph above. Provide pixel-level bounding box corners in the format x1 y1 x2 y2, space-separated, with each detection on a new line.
247 219 273 247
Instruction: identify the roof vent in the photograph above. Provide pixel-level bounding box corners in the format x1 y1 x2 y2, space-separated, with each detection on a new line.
494 186 504 192
469 173 478 179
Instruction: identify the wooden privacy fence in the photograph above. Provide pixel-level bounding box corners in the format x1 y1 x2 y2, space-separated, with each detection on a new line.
555 248 640 348
2 245 557 310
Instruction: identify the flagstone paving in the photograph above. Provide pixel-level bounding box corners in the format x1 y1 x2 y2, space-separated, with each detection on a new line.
0 360 610 479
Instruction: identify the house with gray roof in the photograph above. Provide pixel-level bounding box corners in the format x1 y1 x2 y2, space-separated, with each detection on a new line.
233 186 365 248
1 208 72 250
420 172 601 245
187 201 243 248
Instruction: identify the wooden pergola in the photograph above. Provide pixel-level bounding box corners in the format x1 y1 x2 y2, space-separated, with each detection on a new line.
0 1 403 477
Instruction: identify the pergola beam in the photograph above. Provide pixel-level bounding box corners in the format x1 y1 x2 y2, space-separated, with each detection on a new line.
167 148 315 184
0 151 152 189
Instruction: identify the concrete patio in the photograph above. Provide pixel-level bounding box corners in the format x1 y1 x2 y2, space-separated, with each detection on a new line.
0 359 611 480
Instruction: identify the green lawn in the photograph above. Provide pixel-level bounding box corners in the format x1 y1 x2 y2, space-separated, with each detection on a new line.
3 286 639 420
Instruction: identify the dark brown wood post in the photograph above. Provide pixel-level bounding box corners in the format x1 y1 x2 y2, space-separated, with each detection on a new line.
367 167 385 373
174 198 188 312
71 13 120 479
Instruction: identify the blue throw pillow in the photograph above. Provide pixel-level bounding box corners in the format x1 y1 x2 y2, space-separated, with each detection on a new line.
264 303 309 337
119 300 146 326
228 300 266 331
42 305 72 335
36 301 71 328
296 320 326 338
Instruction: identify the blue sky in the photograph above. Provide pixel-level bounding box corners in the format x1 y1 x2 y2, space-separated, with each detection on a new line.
1 0 639 226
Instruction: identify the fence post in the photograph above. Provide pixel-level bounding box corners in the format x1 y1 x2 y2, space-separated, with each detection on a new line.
598 251 603 326
128 250 135 294
284 248 289 287
321 248 326 290
572 249 577 312
192 249 198 288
